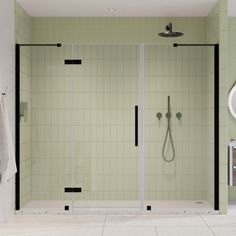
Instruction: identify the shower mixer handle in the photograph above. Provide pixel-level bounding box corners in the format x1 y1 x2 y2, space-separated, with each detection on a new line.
176 112 182 120
156 112 162 120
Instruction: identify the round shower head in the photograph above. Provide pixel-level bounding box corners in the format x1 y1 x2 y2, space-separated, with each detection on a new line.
159 31 183 37
159 23 183 37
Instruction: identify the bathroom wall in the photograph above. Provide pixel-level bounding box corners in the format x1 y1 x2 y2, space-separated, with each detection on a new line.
228 18 236 139
31 17 206 44
228 18 236 201
15 2 32 207
207 0 228 213
0 0 15 222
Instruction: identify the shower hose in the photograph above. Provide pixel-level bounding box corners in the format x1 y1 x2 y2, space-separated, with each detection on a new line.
162 96 175 162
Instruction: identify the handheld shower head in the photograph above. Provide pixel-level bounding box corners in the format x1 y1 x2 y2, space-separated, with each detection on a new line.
159 23 183 38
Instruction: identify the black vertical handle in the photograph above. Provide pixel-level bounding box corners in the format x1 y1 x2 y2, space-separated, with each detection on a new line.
135 105 138 146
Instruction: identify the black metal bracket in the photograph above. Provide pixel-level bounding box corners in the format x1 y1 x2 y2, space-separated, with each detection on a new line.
64 187 82 193
64 59 82 65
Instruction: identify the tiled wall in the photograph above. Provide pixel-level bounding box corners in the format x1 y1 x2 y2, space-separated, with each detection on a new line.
228 18 236 201
207 0 228 213
144 45 211 201
31 17 206 45
15 2 32 207
31 45 141 201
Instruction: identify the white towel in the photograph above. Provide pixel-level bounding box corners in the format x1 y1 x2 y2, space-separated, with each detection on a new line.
0 97 17 183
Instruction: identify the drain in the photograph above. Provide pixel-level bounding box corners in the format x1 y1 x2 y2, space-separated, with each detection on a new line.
195 201 204 204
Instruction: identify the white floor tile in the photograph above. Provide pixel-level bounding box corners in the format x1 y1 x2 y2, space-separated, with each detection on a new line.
0 223 104 235
105 214 205 227
210 226 236 236
103 227 157 236
201 215 236 226
156 226 213 236
10 214 105 226
4 214 236 236
16 227 103 236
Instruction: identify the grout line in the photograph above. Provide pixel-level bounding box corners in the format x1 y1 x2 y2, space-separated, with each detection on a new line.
199 214 216 236
101 215 107 236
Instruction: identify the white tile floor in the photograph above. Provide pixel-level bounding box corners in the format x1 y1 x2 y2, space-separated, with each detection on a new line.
1 211 236 236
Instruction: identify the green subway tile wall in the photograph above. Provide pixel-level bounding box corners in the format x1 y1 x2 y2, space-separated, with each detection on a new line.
31 17 206 44
228 18 236 201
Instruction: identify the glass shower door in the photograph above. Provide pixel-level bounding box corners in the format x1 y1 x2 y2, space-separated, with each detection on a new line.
143 44 214 211
69 45 142 211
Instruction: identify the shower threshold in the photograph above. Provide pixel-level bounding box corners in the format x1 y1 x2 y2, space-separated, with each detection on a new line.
16 200 218 215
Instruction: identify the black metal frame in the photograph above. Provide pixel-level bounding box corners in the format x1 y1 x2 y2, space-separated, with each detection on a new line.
15 43 220 211
15 43 60 210
174 43 219 211
15 44 20 210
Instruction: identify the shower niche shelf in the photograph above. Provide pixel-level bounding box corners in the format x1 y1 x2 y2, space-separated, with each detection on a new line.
20 102 28 123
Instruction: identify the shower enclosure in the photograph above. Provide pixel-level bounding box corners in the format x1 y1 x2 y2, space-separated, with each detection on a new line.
16 43 219 213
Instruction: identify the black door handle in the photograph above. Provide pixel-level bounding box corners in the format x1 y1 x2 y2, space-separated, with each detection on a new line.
135 105 138 146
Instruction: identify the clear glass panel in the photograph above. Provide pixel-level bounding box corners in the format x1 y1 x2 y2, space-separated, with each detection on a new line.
19 44 142 212
69 45 141 211
143 45 214 211
19 46 32 209
20 45 75 210
19 43 214 213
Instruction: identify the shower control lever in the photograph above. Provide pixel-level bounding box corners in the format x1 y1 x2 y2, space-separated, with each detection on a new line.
156 112 162 120
176 112 182 120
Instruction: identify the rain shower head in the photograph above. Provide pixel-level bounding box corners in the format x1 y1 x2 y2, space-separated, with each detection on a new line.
159 23 183 37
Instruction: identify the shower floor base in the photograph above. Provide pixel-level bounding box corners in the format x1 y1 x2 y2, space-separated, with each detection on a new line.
17 200 218 215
